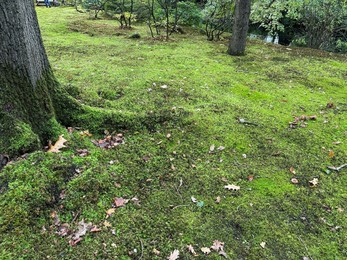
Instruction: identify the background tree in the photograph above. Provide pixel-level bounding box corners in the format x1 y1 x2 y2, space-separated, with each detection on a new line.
0 0 63 156
228 0 251 55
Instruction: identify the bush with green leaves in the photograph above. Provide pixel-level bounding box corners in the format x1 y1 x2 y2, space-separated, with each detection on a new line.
201 0 234 41
251 0 347 52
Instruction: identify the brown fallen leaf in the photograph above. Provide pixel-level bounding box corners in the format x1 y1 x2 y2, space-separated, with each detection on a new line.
211 240 224 252
56 223 70 237
168 249 179 260
201 247 211 255
48 135 67 153
224 184 240 191
69 237 82 246
247 175 254 182
187 244 198 256
90 226 102 232
114 197 129 208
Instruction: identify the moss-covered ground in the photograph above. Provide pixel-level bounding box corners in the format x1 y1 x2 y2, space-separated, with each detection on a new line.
1 6 347 259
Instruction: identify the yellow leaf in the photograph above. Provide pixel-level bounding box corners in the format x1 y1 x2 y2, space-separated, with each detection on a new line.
48 135 67 153
328 150 335 158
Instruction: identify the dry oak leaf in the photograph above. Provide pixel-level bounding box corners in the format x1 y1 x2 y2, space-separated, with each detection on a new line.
224 184 240 191
201 247 211 255
211 240 224 252
168 249 179 260
187 244 198 256
48 135 67 153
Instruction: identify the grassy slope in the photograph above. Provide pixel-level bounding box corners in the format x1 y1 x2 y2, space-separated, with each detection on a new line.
1 6 347 259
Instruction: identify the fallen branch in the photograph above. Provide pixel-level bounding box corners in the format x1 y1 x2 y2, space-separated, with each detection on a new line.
327 164 347 172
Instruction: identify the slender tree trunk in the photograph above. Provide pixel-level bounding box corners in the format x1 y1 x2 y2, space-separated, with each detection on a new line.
227 0 251 56
0 0 61 156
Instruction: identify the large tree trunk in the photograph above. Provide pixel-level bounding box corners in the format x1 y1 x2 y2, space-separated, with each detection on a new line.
227 0 251 56
0 1 61 156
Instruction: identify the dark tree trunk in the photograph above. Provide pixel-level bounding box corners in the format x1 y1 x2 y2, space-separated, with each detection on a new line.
227 0 251 56
0 0 61 156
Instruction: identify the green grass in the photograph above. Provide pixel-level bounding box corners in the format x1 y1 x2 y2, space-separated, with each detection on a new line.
1 6 347 259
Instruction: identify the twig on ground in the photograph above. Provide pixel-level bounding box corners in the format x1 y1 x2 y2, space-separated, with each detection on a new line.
139 238 144 260
327 164 347 172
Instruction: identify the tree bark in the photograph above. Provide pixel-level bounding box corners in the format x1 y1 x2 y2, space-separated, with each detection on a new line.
227 0 251 56
0 0 61 156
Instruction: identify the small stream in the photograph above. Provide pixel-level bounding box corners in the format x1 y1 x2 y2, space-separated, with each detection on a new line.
249 33 279 44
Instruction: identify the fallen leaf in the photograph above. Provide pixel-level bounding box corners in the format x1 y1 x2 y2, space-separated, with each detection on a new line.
160 85 168 89
260 242 266 248
242 154 247 159
77 149 89 157
50 210 60 226
326 102 334 108
224 184 240 191
309 178 319 187
219 250 228 258
328 150 335 158
209 144 215 153
69 237 82 246
48 135 67 153
71 220 93 240
337 208 344 213
201 247 211 255
90 226 102 232
217 146 225 151
187 244 198 256
103 221 112 228
167 133 171 138
191 196 198 203
332 141 342 145
215 196 221 204
131 197 141 206
211 240 224 252
168 249 179 260
91 133 124 149
247 175 254 181
79 130 92 137
56 223 70 237
289 167 296 174
153 248 161 256
114 197 129 208
291 178 299 184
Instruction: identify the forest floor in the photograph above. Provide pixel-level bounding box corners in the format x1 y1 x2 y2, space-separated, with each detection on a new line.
1 6 347 260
